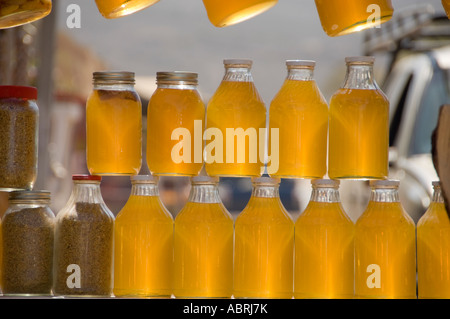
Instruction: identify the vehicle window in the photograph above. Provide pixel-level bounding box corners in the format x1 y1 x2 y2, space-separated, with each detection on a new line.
389 74 413 147
409 66 450 155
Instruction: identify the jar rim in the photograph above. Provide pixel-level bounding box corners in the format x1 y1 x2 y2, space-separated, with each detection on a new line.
345 56 375 64
130 174 159 183
93 71 135 84
223 59 252 68
0 85 37 100
191 175 219 184
9 190 51 201
370 179 399 188
72 174 102 181
156 71 198 85
286 60 316 68
251 176 280 185
311 179 340 188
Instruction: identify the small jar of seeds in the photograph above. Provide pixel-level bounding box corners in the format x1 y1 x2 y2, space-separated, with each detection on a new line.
1 190 55 296
0 85 39 191
0 0 52 29
53 174 115 297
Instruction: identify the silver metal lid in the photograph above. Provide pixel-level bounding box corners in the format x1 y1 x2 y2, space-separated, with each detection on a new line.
93 71 135 85
156 71 198 85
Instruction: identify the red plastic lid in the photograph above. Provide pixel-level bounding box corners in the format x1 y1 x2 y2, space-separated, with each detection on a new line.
72 174 102 181
0 86 37 100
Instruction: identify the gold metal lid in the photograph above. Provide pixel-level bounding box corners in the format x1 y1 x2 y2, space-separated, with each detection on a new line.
223 59 253 68
9 190 51 201
93 71 135 85
156 71 198 85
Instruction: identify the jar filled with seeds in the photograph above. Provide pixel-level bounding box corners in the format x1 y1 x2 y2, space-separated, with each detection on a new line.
1 190 55 296
53 174 115 297
0 85 39 191
0 0 52 29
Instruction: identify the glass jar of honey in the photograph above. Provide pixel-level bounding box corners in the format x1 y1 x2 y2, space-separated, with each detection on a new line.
147 71 205 177
202 0 278 27
314 0 394 37
0 85 38 191
0 0 52 29
95 0 159 19
86 71 142 176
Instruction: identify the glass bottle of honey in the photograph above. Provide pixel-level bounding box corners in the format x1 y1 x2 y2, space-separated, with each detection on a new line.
234 177 294 299
354 180 416 299
114 175 174 298
314 0 394 37
205 59 266 178
86 71 142 176
328 56 389 180
147 72 205 177
417 181 450 299
294 179 354 299
269 60 328 179
202 0 278 27
173 175 234 298
95 0 159 19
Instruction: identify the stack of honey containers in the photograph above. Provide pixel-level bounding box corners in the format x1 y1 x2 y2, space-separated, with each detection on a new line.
0 0 449 300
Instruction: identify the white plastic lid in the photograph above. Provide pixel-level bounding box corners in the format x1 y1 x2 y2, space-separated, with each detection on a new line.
345 56 375 64
311 179 340 188
286 60 316 67
223 59 252 67
369 179 400 188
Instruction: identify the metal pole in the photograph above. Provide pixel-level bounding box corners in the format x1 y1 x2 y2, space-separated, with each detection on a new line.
35 1 58 190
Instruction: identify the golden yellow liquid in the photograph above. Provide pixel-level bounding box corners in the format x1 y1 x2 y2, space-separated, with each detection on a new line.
417 201 450 299
314 0 393 37
329 88 389 179
0 0 52 29
202 0 278 27
205 81 266 177
443 0 450 19
95 0 159 19
147 88 205 176
354 202 416 299
114 195 173 298
173 202 234 298
234 197 294 298
295 202 354 298
269 79 328 179
86 89 142 176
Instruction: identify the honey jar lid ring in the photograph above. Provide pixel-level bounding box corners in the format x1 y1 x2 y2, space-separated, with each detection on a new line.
369 179 400 188
223 59 253 67
8 190 51 201
286 60 316 67
311 179 340 187
345 56 375 64
0 85 37 100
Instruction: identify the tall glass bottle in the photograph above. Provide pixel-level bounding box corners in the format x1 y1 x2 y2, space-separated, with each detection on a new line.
328 56 389 180
86 71 142 176
205 59 266 178
417 181 450 299
234 177 294 299
53 175 115 297
114 175 174 298
147 72 205 177
354 180 416 299
294 179 354 299
314 0 394 37
173 175 234 298
269 60 328 179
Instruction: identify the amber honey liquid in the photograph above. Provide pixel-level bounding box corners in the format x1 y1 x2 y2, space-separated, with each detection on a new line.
202 0 277 27
147 87 204 176
0 0 52 29
205 81 266 177
295 201 354 298
328 88 389 179
443 0 450 18
86 89 142 176
269 79 328 179
95 0 159 19
114 195 173 298
173 202 234 298
314 0 393 37
417 199 450 298
355 202 416 299
234 197 294 298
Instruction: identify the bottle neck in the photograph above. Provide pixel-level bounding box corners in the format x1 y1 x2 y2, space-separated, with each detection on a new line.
223 67 253 82
251 184 279 198
342 63 377 89
310 186 340 203
188 183 221 204
369 187 400 203
130 182 159 197
70 181 105 204
287 67 314 81
432 186 444 204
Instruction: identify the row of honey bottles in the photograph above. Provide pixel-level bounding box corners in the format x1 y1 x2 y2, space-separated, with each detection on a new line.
1 174 447 299
87 56 388 181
